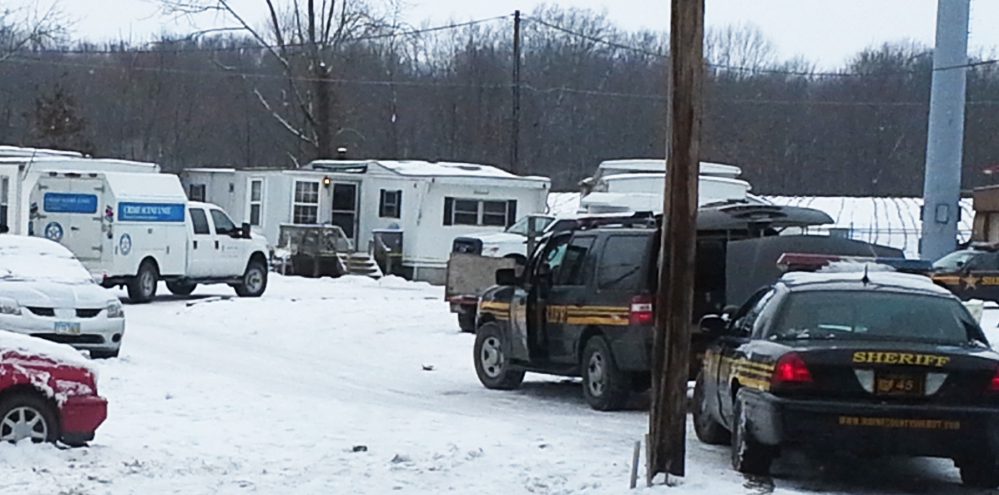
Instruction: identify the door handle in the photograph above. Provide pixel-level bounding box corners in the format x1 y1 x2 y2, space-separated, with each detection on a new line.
193 240 198 249
215 240 220 249
70 226 80 231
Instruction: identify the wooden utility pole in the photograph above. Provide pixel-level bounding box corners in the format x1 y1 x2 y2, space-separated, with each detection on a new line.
510 10 522 174
649 0 704 481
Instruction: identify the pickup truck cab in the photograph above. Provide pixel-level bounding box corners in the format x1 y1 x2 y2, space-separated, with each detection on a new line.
471 204 905 410
30 172 269 303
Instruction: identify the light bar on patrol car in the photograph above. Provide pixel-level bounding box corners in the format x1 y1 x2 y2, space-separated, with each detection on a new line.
776 253 932 274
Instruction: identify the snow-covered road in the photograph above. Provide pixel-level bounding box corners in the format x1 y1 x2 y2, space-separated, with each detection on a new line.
0 275 993 494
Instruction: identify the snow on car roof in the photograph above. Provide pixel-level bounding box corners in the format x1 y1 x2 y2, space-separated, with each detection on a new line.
0 330 95 374
0 235 95 284
780 268 951 296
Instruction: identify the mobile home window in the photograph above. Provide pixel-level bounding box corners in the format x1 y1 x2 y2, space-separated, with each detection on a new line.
189 184 206 202
293 181 319 224
379 190 401 218
443 198 518 227
248 179 263 226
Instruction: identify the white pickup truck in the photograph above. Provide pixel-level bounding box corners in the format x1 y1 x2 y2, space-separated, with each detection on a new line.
30 171 270 303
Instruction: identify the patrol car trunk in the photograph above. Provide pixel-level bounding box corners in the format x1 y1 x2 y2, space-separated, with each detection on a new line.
781 341 999 406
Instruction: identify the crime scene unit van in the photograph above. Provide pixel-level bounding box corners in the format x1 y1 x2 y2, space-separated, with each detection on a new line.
30 172 270 303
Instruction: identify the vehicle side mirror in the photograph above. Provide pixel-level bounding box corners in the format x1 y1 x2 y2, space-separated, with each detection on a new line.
242 222 252 239
495 268 519 286
699 314 728 337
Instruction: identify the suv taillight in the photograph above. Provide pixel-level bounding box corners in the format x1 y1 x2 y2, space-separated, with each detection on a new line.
772 353 812 384
629 295 654 325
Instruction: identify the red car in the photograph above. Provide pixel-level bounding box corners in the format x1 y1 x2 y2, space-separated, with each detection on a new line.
0 331 107 446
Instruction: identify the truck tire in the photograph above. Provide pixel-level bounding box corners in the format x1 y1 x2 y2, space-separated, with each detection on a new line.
166 281 197 296
127 261 158 303
959 456 999 489
581 336 630 411
693 370 730 445
457 307 477 333
731 389 775 475
235 260 268 297
473 322 525 390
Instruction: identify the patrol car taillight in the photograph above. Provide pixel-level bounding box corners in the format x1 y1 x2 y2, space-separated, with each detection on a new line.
989 367 999 391
773 353 812 384
629 295 654 326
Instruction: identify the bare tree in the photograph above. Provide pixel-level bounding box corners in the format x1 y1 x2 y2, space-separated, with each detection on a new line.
158 0 394 161
704 23 777 77
0 1 68 62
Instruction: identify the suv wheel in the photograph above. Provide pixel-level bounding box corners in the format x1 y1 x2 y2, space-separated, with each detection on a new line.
235 260 268 297
959 456 999 489
457 308 476 333
127 261 158 303
0 393 58 444
473 323 525 390
581 336 629 411
693 371 730 445
731 389 774 475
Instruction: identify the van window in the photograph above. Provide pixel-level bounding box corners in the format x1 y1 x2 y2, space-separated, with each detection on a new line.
597 235 649 290
555 236 595 286
190 208 210 235
211 209 236 235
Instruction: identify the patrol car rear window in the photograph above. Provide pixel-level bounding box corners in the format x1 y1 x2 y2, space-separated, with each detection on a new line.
769 291 978 345
597 235 648 290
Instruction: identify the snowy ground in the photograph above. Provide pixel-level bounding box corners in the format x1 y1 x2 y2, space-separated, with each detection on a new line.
0 275 996 494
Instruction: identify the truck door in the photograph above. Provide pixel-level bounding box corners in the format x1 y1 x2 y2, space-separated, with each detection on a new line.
209 208 247 277
525 233 571 361
186 207 216 278
544 234 596 364
36 177 104 261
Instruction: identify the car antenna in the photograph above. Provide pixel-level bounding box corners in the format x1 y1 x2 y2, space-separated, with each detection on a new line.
862 264 870 285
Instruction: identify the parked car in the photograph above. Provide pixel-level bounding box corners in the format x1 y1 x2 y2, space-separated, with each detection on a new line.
0 235 125 358
693 269 999 488
931 244 999 302
0 330 107 445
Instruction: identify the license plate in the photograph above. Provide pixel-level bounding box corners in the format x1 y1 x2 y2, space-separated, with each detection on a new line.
54 321 81 335
875 372 924 396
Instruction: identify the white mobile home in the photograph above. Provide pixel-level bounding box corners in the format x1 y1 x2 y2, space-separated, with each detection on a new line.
180 160 550 283
0 147 159 235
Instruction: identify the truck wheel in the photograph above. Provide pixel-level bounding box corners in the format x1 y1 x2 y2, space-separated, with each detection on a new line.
581 336 630 411
457 308 476 333
959 457 999 489
127 261 158 303
235 260 268 297
731 389 774 475
473 323 525 390
693 370 730 445
0 392 58 444
166 281 197 296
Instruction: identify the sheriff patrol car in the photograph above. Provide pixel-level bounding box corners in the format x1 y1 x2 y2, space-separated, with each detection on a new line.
931 245 999 303
692 269 999 488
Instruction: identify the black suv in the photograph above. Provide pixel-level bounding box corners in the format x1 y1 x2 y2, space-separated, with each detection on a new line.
472 204 903 410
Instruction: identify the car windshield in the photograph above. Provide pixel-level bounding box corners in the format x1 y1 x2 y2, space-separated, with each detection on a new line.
933 250 978 270
506 216 554 236
769 290 980 345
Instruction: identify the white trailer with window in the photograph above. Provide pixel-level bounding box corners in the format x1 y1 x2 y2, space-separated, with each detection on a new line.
29 171 270 302
181 160 550 283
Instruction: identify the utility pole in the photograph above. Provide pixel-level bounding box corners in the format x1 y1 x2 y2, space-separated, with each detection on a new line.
649 0 704 482
921 0 970 261
511 10 522 175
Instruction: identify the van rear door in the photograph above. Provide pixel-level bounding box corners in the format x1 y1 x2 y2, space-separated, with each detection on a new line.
35 176 105 262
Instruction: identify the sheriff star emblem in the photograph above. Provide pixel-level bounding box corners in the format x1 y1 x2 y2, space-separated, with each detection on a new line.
962 275 979 289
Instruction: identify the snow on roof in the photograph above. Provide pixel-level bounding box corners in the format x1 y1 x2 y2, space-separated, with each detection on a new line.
309 159 550 182
183 168 238 174
0 235 94 284
780 269 950 295
0 145 84 159
596 159 743 178
105 172 187 202
0 156 160 173
0 330 95 373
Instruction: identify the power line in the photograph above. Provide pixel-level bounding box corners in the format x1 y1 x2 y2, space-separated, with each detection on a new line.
523 15 999 78
29 15 510 55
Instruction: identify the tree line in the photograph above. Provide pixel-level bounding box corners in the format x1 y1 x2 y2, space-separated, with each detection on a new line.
1 4 998 196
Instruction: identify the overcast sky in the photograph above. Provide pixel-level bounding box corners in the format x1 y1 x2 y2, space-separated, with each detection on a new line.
39 0 999 69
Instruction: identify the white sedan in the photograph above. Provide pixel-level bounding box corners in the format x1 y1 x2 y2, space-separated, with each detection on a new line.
0 236 124 358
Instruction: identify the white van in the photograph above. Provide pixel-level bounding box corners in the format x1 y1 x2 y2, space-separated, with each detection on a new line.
30 172 270 303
